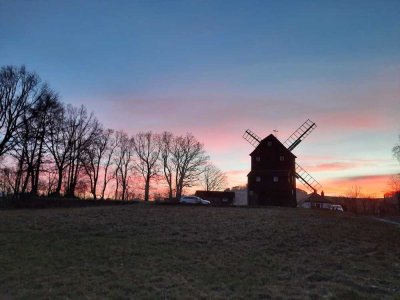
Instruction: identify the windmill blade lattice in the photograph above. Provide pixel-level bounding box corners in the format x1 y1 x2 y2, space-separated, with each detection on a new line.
284 119 316 151
295 163 322 193
243 129 261 147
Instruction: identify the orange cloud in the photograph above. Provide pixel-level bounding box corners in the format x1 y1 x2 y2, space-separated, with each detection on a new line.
223 167 395 199
322 174 394 198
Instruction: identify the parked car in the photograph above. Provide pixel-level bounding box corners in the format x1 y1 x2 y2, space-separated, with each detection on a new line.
179 196 210 205
330 204 344 212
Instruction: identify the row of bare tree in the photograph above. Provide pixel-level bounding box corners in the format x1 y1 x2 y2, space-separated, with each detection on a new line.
0 65 226 200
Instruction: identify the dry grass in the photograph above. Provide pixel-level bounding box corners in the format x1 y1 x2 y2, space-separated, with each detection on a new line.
0 204 399 299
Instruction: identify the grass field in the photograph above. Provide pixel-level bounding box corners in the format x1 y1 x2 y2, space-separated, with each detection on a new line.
1 204 399 299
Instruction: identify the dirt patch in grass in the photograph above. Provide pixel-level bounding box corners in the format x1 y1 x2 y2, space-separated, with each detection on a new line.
1 204 399 299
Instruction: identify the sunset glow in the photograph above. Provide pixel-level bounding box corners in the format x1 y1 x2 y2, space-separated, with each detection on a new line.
1 1 399 198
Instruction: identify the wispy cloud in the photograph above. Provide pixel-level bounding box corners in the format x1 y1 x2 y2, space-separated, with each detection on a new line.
306 162 359 172
75 63 400 197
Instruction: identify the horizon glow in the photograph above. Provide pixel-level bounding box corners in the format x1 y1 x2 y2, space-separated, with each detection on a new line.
1 1 399 197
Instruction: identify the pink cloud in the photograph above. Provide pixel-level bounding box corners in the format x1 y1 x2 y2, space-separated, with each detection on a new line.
85 80 397 157
306 162 359 172
225 169 247 187
318 111 388 131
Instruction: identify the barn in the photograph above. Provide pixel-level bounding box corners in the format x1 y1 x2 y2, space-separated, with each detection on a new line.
247 134 297 207
195 191 235 206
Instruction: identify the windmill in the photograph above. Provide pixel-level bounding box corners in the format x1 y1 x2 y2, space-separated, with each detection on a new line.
243 119 321 206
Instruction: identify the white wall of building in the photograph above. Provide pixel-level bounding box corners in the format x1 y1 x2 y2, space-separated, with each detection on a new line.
233 190 248 206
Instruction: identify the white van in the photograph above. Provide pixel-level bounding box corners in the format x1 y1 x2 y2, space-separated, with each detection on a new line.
330 204 344 212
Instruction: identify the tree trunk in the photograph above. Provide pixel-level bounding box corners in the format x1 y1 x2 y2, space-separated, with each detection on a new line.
91 187 97 200
14 156 25 194
55 168 63 196
101 170 108 200
21 166 32 193
32 136 45 195
144 175 150 202
114 178 119 200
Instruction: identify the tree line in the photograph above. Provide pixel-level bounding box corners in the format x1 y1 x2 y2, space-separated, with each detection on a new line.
0 65 226 200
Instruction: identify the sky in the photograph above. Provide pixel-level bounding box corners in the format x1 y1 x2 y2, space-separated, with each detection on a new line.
1 0 399 197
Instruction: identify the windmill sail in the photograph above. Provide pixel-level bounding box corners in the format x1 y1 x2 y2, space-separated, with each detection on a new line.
283 119 316 151
295 163 322 193
243 129 261 147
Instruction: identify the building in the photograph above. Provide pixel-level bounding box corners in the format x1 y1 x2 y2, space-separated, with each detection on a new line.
232 189 247 206
383 191 400 213
195 191 235 206
247 134 297 207
299 192 332 209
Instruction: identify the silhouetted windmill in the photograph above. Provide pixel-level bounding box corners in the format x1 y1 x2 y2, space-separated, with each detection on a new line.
243 119 321 206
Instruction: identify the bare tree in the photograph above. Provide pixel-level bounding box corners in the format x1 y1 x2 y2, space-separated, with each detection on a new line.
132 132 160 201
386 135 400 208
45 104 99 197
159 132 209 199
0 165 17 194
113 131 124 199
346 185 361 199
345 185 362 213
13 89 61 195
172 133 209 199
44 169 57 196
75 175 90 199
388 174 400 192
392 135 400 192
100 129 117 200
159 131 174 199
82 127 116 199
45 104 69 196
0 66 217 202
11 116 30 193
113 131 135 200
5 87 60 195
29 90 61 195
393 134 400 164
64 105 100 197
0 66 41 158
82 128 102 199
201 163 227 191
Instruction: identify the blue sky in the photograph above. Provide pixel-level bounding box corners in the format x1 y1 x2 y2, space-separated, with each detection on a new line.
1 0 399 195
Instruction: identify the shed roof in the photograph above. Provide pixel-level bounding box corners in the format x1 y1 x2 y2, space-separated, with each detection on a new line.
195 191 235 198
304 192 333 204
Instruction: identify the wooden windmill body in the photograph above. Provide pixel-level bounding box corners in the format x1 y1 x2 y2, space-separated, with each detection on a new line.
243 119 322 206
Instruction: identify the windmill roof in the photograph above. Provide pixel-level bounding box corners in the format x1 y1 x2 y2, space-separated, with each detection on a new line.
250 134 296 158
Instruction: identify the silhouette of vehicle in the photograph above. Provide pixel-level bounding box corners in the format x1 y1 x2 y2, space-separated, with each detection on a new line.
179 196 210 205
330 204 344 212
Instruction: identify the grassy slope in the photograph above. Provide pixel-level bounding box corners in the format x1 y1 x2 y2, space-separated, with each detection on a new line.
0 204 399 299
